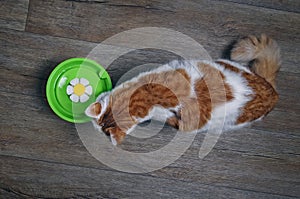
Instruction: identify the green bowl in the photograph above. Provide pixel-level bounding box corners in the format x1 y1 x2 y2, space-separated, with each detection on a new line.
46 58 112 123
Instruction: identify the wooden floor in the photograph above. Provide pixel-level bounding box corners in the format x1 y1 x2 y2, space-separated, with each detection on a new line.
1 0 300 198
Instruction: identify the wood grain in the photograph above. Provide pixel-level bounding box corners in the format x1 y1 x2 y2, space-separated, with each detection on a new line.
217 0 300 13
25 0 300 73
2 155 298 199
0 0 29 31
1 0 300 198
1 72 299 197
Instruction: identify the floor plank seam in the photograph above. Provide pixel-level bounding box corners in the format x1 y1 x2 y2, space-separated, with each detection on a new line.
1 0 299 197
0 90 45 99
0 89 298 137
65 0 109 5
64 0 175 12
212 0 300 14
247 127 299 137
1 67 47 81
214 148 288 161
1 154 298 197
0 27 98 47
0 187 39 199
24 0 32 33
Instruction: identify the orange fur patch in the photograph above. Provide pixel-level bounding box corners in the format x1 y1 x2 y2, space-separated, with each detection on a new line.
197 63 234 104
191 63 234 129
91 35 282 145
98 69 191 139
216 61 241 73
93 102 102 115
231 34 281 89
237 72 278 124
94 58 279 144
129 83 179 118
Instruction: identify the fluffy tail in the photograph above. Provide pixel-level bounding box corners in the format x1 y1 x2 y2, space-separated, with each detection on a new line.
231 34 281 89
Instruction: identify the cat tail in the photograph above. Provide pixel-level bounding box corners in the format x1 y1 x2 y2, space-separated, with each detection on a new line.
231 34 281 89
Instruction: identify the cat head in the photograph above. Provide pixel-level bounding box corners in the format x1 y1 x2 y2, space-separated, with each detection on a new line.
85 92 126 145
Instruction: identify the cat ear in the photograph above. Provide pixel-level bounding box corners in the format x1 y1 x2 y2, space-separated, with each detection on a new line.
85 102 102 118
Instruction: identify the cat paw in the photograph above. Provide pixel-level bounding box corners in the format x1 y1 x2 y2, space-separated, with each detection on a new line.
166 116 180 129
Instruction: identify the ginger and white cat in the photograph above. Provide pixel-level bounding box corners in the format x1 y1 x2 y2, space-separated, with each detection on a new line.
86 35 280 145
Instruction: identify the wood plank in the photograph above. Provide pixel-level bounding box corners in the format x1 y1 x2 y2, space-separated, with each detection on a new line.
25 0 300 73
251 110 300 135
217 0 300 13
1 29 299 132
1 89 299 158
1 75 297 135
0 188 23 199
1 54 299 135
0 0 29 31
1 27 300 198
1 28 299 133
2 69 299 117
1 90 299 197
0 155 298 199
0 28 185 80
0 28 97 78
1 29 299 95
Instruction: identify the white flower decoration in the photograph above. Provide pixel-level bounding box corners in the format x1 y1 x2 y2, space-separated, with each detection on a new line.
66 78 93 103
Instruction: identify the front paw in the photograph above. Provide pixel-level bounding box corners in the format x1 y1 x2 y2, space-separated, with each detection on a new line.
166 116 180 129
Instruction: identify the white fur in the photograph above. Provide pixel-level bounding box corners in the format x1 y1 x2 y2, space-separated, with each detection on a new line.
85 91 110 122
149 106 176 122
126 124 137 135
123 60 253 133
168 104 181 114
220 62 253 129
87 59 255 142
91 119 103 132
133 106 175 123
167 60 203 97
96 91 110 119
199 60 253 131
110 134 117 146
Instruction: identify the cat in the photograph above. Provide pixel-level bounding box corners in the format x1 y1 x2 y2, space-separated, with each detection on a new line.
85 34 280 145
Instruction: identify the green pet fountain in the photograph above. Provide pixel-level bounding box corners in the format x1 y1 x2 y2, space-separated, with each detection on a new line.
46 58 112 123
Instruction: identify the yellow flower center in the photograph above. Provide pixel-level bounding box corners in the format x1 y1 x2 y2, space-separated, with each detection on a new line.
73 83 85 96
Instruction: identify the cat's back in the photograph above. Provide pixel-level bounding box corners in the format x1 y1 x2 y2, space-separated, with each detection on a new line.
202 59 278 126
114 59 278 129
